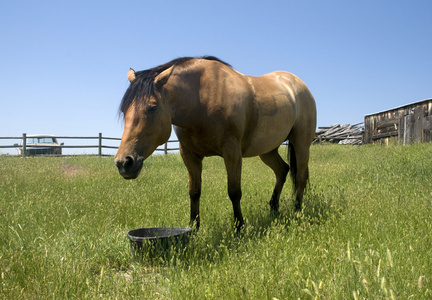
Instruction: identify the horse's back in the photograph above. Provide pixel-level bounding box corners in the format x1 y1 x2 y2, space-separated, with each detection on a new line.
173 60 316 157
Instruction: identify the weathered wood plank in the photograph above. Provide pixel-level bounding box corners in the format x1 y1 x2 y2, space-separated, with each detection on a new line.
364 98 432 144
314 123 364 145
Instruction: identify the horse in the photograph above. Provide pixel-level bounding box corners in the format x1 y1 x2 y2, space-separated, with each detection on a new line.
115 56 316 230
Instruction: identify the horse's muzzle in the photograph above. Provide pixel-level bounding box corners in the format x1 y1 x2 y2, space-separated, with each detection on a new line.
115 155 143 179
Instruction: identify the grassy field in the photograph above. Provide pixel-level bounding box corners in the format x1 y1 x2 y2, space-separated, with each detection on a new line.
1 143 431 299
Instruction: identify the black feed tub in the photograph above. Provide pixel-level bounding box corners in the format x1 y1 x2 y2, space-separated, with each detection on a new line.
127 227 193 259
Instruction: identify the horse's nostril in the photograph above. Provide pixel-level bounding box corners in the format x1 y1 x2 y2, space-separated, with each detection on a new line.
124 156 134 172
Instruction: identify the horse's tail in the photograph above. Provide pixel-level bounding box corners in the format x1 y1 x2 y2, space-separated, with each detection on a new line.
288 142 309 192
288 142 298 191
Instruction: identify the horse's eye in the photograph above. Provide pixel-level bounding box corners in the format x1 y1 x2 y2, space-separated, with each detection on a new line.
147 104 158 112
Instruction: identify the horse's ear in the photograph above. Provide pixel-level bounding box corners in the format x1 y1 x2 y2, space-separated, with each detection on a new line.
155 66 174 90
127 68 136 83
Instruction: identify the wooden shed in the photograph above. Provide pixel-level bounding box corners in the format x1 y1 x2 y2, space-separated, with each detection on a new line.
364 99 432 144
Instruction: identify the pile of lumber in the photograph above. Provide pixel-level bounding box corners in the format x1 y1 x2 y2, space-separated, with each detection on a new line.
314 123 364 145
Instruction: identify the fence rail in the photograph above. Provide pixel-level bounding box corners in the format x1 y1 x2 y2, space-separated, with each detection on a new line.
0 133 179 157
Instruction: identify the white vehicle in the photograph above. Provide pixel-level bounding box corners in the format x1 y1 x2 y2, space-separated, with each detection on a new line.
17 134 63 156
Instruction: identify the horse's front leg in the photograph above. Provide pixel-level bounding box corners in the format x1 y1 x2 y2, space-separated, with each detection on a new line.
222 141 244 231
179 145 203 230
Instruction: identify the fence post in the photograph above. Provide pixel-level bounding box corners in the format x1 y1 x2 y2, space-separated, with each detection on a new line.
164 142 168 155
98 133 102 156
22 133 27 157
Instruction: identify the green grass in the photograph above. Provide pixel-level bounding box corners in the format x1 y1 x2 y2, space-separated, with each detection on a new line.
1 144 431 299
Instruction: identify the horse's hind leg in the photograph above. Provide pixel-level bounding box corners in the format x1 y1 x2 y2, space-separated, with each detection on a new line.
260 148 290 214
179 144 203 229
289 142 310 211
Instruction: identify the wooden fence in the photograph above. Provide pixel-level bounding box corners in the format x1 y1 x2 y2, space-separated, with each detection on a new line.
0 133 179 157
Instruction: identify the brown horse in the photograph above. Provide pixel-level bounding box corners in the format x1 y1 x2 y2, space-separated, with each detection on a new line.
115 56 316 230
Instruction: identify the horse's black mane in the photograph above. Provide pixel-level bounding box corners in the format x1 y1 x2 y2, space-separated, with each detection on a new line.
119 56 231 116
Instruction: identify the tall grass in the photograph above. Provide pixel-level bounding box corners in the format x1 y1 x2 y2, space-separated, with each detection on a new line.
1 144 431 299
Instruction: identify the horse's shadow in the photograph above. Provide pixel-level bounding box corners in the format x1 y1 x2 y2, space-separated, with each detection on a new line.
133 186 346 266
240 185 345 240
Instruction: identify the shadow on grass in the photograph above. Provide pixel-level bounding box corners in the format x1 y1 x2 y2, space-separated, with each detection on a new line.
239 184 346 239
129 185 347 268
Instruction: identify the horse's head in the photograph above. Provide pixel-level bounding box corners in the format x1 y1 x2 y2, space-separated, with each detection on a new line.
115 67 173 179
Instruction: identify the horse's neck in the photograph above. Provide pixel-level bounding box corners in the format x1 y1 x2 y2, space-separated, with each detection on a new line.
166 69 205 129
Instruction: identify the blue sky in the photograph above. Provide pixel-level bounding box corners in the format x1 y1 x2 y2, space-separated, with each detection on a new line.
1 1 431 154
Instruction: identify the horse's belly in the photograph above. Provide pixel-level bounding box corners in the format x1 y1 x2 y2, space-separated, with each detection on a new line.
242 120 293 157
242 95 295 157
